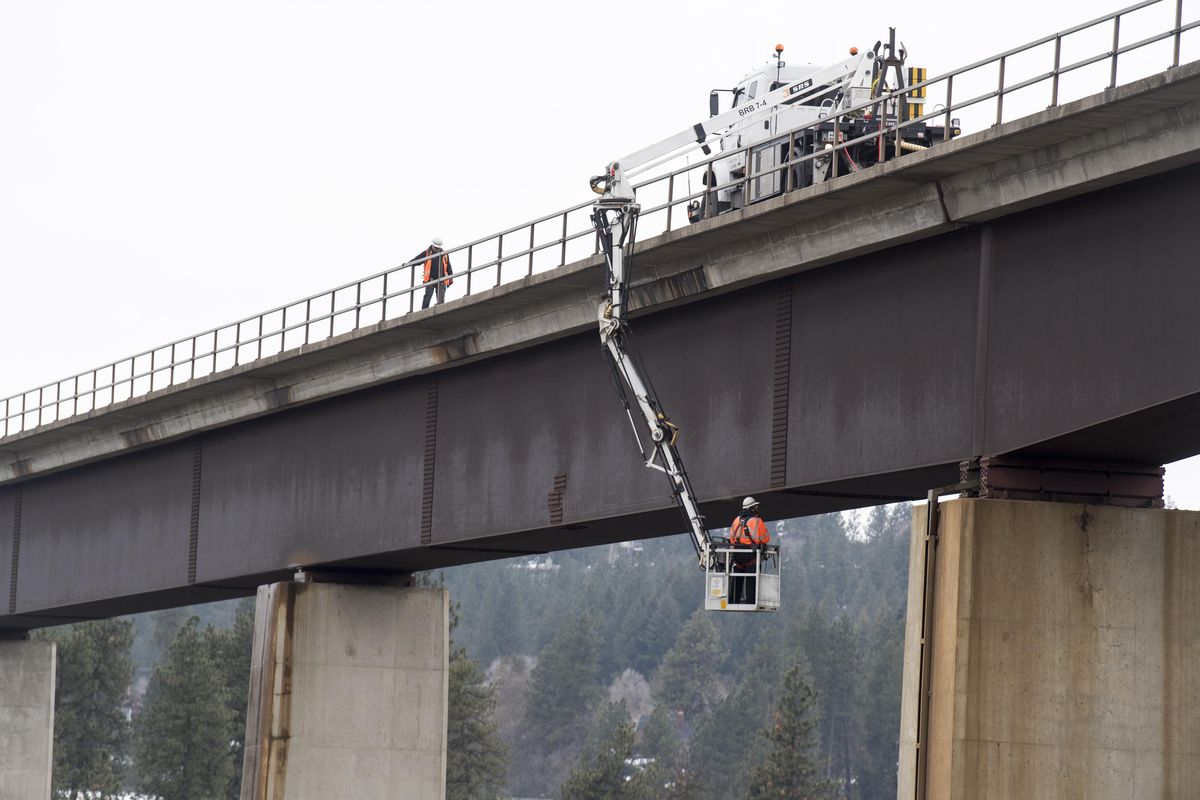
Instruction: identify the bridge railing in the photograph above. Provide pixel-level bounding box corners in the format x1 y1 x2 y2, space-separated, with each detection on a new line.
3 0 1197 440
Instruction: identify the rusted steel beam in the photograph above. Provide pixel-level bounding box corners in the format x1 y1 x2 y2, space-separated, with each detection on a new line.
965 456 1164 508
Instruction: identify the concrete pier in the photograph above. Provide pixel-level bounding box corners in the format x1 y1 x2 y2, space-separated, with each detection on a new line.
0 638 55 800
240 581 448 800
897 499 1200 799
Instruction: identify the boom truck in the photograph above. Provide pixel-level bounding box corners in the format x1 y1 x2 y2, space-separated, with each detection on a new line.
590 32 949 612
692 29 957 221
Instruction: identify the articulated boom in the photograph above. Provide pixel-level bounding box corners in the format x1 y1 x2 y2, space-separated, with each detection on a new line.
586 39 877 603
590 169 781 613
590 175 713 570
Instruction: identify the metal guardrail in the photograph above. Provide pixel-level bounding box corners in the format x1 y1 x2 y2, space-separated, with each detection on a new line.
3 0 1197 440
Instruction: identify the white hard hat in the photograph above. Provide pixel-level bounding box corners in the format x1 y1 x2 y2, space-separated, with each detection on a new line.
432 236 444 247
742 496 759 510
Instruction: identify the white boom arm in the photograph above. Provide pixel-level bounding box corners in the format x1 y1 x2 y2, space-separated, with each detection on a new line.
591 53 866 201
590 53 865 569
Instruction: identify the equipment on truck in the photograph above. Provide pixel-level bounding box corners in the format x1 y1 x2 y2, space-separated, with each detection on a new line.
591 31 944 611
690 29 958 221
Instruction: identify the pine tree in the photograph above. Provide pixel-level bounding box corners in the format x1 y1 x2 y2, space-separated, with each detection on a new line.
748 663 838 800
133 617 235 800
638 704 681 771
447 645 508 800
636 703 687 797
794 612 858 795
683 632 791 800
521 613 602 741
44 619 135 799
628 588 683 677
148 606 191 662
685 682 761 800
561 700 649 800
207 598 255 799
854 607 905 800
653 610 720 722
414 571 510 798
512 614 603 796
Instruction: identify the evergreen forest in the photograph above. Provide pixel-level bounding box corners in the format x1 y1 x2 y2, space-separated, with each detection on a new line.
38 503 912 799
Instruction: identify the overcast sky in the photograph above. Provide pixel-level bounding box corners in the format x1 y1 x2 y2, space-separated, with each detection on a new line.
3 0 1199 506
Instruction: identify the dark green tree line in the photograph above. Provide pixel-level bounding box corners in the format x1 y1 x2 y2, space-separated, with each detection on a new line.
41 618 135 799
132 617 236 800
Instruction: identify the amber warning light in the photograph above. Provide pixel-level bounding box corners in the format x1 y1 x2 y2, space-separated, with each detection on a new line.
775 43 784 53
850 46 859 55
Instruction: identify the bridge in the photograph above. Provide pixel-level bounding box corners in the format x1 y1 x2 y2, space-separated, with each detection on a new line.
3 4 1199 798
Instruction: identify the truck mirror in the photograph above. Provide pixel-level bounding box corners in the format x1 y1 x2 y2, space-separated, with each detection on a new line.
709 91 719 118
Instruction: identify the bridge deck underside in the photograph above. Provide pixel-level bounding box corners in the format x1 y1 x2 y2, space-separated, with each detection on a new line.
4 165 1199 630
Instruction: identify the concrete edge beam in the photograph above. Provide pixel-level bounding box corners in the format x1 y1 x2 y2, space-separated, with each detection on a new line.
943 98 1200 222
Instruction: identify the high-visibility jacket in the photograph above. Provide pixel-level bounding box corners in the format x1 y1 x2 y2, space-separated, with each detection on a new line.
419 248 454 286
729 514 770 546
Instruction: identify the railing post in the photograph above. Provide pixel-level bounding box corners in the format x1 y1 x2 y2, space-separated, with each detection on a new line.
1110 14 1121 89
894 110 902 161
666 173 675 230
944 74 954 135
467 245 474 295
409 264 416 314
744 140 755 201
355 282 362 329
996 55 1006 126
895 81 906 160
560 212 568 267
1174 0 1184 68
528 223 535 276
787 130 798 189
383 272 389 320
830 123 838 180
495 234 504 288
1051 35 1062 106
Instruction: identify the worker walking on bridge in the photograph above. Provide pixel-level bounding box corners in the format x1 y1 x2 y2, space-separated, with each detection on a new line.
729 497 770 604
417 237 454 309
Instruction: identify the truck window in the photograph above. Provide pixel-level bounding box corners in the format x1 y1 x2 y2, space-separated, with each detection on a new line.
748 80 759 100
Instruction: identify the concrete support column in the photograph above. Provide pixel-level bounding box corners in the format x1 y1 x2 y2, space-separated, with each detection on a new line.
898 499 1200 800
240 581 448 800
0 638 55 800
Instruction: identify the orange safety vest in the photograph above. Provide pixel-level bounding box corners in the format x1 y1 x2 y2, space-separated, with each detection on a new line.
729 514 769 546
423 251 453 286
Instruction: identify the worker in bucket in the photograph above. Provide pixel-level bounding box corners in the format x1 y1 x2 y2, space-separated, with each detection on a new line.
416 236 454 309
729 497 770 604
